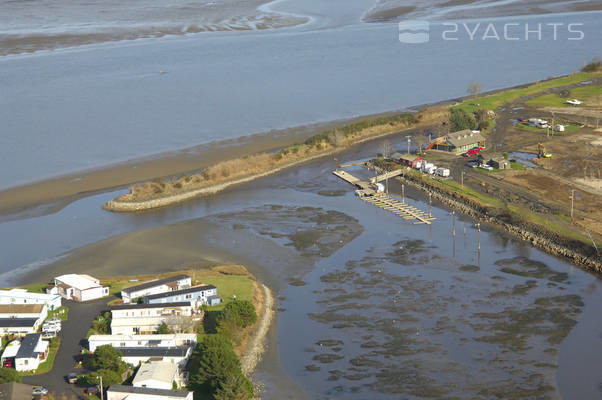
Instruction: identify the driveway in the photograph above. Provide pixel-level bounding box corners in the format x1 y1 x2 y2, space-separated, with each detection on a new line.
23 298 109 399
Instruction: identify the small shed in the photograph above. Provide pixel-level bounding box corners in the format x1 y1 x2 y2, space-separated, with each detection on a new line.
488 156 509 170
207 296 221 306
397 154 424 168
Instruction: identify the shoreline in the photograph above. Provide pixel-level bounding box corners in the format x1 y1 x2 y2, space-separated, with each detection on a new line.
240 282 275 376
385 166 602 275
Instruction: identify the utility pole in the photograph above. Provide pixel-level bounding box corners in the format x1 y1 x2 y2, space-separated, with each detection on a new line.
429 192 432 217
99 375 104 400
406 136 411 155
452 211 455 238
401 183 405 204
477 222 481 250
570 189 575 220
461 170 464 188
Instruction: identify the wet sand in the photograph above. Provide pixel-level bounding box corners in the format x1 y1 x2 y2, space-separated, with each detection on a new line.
363 0 602 22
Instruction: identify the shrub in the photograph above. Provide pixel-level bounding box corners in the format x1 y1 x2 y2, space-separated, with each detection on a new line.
582 57 601 72
157 322 171 334
78 369 122 387
84 345 127 374
222 300 257 328
0 367 21 383
450 108 477 131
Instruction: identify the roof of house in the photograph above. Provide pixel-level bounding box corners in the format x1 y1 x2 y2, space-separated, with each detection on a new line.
144 285 216 301
88 333 197 342
107 385 191 398
15 334 41 359
0 382 37 400
399 153 422 162
117 347 189 358
55 274 101 290
121 275 190 295
0 289 60 300
0 318 38 328
0 304 44 314
132 361 178 386
1 341 21 358
111 301 191 311
446 130 485 147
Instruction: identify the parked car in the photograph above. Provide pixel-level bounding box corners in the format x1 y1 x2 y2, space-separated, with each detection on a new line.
86 386 100 395
466 161 478 168
566 99 583 105
32 387 49 395
2 360 13 368
478 164 493 171
518 117 527 122
435 167 450 177
464 147 482 157
66 373 78 384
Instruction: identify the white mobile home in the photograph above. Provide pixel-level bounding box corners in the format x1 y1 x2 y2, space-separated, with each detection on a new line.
120 275 191 304
14 334 48 372
0 304 48 322
0 318 41 336
132 361 180 389
107 385 193 400
144 284 218 306
0 289 62 310
88 334 197 352
110 302 197 335
49 274 109 302
117 347 191 368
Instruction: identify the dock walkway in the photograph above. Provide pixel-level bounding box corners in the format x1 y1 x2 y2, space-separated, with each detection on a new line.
332 168 435 224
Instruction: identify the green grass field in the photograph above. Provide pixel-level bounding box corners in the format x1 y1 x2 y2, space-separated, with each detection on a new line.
515 121 581 134
525 83 601 108
197 276 254 311
453 72 602 114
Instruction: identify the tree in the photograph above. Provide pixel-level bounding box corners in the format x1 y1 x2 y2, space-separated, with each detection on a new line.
413 135 427 153
157 322 171 334
191 335 242 390
0 367 21 383
214 374 254 400
222 300 257 328
381 140 392 159
85 345 127 374
449 108 477 132
467 81 482 98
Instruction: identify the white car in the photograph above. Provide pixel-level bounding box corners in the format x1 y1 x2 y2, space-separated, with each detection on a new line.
566 99 583 105
478 164 493 171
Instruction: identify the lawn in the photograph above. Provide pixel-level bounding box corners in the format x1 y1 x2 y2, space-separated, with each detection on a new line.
47 306 69 321
19 337 60 376
525 83 601 108
515 122 581 134
16 282 48 293
437 179 505 208
197 276 254 311
453 72 602 114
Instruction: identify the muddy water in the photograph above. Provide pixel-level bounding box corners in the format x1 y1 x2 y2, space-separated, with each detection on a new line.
1 138 601 398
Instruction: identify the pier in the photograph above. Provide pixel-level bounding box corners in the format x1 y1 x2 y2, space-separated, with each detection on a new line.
332 168 435 224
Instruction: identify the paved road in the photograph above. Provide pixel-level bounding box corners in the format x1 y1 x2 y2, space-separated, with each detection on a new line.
23 298 109 399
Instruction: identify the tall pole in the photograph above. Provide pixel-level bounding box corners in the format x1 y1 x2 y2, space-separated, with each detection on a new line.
100 375 104 400
401 183 405 204
570 189 575 219
461 170 464 188
477 223 481 250
428 192 432 217
406 136 411 155
452 211 455 238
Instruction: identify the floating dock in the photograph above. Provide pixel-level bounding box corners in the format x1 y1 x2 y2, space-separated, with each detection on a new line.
332 168 435 224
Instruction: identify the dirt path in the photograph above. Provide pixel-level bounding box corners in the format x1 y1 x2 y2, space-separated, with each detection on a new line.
240 283 274 376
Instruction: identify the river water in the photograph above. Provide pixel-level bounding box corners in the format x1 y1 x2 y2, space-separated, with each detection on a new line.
1 7 601 189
